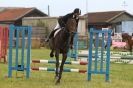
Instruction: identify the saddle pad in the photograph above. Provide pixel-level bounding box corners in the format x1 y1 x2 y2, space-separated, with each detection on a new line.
54 28 62 37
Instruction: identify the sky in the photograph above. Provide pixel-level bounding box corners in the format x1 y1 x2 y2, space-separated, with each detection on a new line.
0 0 133 16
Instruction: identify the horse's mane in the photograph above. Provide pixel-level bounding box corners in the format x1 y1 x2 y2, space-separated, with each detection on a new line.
65 18 77 32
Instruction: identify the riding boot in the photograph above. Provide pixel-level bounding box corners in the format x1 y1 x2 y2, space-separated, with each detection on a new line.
45 30 56 42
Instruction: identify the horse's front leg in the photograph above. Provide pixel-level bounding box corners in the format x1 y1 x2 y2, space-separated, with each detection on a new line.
50 49 54 57
129 45 132 55
55 49 60 80
56 53 67 84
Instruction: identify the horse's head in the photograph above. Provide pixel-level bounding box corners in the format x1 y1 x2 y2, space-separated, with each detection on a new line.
65 18 77 33
122 33 132 42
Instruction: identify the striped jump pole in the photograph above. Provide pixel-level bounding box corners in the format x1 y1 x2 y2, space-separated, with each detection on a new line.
110 59 133 64
31 67 87 73
95 51 131 55
80 51 131 55
32 60 88 65
110 56 133 59
105 52 131 55
96 55 133 59
79 54 133 59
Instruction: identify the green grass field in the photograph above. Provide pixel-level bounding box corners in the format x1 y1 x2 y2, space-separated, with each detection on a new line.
0 49 133 88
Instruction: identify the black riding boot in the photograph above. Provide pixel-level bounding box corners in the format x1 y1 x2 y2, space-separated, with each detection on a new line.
45 30 56 42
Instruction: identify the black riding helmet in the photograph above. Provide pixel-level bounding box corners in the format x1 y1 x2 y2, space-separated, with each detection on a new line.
73 8 81 15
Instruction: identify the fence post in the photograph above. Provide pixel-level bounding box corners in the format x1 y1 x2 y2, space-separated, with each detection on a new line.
88 28 111 81
8 25 32 78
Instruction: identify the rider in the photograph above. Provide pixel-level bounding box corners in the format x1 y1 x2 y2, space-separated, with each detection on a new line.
45 8 81 48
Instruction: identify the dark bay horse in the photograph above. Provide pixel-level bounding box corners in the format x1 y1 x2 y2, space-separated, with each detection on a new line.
122 33 133 54
49 18 77 84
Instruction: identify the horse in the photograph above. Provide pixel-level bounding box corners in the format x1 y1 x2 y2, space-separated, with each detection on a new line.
49 18 77 84
122 33 133 54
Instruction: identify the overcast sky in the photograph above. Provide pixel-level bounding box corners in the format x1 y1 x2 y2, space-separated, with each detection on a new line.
0 0 133 16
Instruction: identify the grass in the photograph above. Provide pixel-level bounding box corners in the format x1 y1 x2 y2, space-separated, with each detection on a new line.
0 48 133 88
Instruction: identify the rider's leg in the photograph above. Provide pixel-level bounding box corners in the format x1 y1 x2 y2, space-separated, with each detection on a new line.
45 22 60 42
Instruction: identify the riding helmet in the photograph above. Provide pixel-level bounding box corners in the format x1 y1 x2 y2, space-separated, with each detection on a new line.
73 8 81 15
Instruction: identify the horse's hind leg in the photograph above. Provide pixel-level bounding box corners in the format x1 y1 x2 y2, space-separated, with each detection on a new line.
55 49 60 80
56 53 67 84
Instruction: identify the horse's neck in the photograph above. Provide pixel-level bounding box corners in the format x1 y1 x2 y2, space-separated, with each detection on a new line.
61 29 70 39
